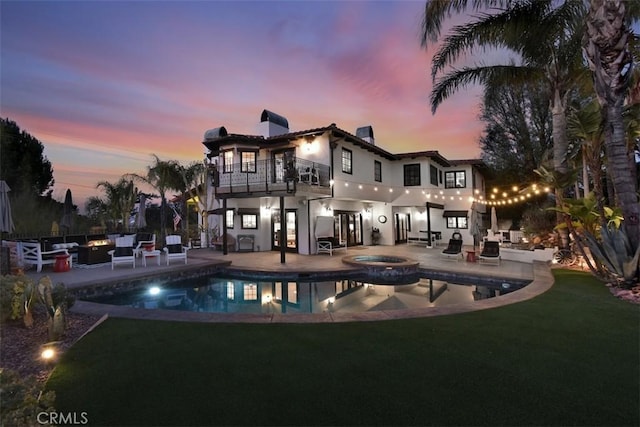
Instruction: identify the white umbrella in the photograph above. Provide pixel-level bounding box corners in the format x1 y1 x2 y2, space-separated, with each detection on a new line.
0 181 13 275
469 202 481 248
490 206 499 234
0 181 14 234
135 194 147 229
60 188 73 233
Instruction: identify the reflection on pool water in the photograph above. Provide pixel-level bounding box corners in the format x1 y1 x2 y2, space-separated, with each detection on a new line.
85 275 528 315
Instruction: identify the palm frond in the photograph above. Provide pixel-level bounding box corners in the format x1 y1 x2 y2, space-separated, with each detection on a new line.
430 64 539 113
421 0 509 47
567 99 603 142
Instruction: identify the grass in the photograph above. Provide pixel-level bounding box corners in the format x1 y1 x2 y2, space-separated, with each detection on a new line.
47 270 639 426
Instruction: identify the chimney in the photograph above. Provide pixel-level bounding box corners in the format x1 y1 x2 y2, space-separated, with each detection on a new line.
257 109 289 137
203 126 228 141
356 126 374 145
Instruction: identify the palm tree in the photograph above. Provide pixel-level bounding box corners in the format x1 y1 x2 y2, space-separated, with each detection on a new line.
96 178 138 231
127 155 183 244
583 0 640 248
421 0 588 248
85 196 109 230
567 98 604 203
179 160 213 247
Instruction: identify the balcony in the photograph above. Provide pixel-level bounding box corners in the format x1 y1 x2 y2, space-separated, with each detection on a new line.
212 157 331 198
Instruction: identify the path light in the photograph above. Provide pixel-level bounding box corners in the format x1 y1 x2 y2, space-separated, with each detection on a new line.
40 342 61 364
149 286 161 296
41 348 56 360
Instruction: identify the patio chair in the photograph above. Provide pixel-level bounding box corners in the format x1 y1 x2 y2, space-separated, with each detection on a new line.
479 241 501 265
441 239 463 261
108 236 136 270
20 241 71 272
315 216 346 256
163 235 189 265
133 232 156 257
299 166 319 185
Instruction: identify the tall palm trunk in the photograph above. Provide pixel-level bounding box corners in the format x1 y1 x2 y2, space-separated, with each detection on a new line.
582 150 590 198
605 99 639 238
584 0 640 248
551 87 571 249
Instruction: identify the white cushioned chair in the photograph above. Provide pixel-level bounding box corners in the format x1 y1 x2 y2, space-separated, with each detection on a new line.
108 236 136 269
163 235 189 265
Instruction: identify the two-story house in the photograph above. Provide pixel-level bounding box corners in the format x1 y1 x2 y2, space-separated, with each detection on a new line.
201 109 488 258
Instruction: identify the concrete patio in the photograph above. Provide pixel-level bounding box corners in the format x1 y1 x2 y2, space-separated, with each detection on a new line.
23 244 552 323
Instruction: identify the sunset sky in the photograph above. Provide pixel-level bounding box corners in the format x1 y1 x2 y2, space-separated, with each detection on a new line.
1 1 487 210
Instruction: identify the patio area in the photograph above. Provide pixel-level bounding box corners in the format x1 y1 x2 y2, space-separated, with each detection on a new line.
23 244 548 323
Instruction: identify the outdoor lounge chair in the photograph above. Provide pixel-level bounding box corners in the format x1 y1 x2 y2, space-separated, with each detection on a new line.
20 241 71 272
479 241 501 265
315 216 346 256
108 236 136 269
163 235 189 265
317 237 346 256
441 239 463 261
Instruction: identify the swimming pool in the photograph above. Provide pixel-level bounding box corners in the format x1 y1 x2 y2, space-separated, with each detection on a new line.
83 273 529 315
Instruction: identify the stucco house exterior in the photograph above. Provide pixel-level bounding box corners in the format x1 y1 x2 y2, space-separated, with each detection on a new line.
201 109 488 258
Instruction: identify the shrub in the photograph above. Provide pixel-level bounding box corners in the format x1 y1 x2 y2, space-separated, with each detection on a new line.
0 275 75 337
0 369 56 427
36 277 75 340
0 274 36 326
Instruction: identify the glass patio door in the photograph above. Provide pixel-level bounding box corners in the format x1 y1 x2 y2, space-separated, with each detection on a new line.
335 212 363 247
395 213 409 244
272 209 298 252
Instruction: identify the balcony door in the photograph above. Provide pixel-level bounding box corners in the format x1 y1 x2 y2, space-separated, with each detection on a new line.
272 149 295 183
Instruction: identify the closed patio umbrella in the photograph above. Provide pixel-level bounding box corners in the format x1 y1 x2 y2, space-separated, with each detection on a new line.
490 206 499 234
469 202 481 248
60 189 73 234
0 181 14 234
0 181 14 275
135 194 147 229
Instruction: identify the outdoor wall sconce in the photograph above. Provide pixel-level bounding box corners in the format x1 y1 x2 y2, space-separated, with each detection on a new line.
303 136 316 154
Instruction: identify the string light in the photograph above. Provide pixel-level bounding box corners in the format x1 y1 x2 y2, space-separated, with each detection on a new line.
473 182 552 205
314 178 551 206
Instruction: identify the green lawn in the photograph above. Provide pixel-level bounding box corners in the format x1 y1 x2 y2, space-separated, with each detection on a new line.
47 270 639 426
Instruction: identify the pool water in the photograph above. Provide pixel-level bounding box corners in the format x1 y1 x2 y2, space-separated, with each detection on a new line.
85 275 528 315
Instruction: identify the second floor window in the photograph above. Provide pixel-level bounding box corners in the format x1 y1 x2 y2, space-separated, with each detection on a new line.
430 165 438 186
342 148 352 174
404 164 421 186
374 160 382 182
445 171 466 188
222 150 234 173
240 151 257 173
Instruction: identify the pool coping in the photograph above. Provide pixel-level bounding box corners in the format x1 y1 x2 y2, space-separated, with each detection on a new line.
70 261 553 323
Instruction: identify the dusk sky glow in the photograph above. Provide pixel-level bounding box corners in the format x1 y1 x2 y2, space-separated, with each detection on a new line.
1 1 487 209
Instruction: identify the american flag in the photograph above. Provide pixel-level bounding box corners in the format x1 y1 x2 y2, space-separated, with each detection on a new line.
173 212 181 231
